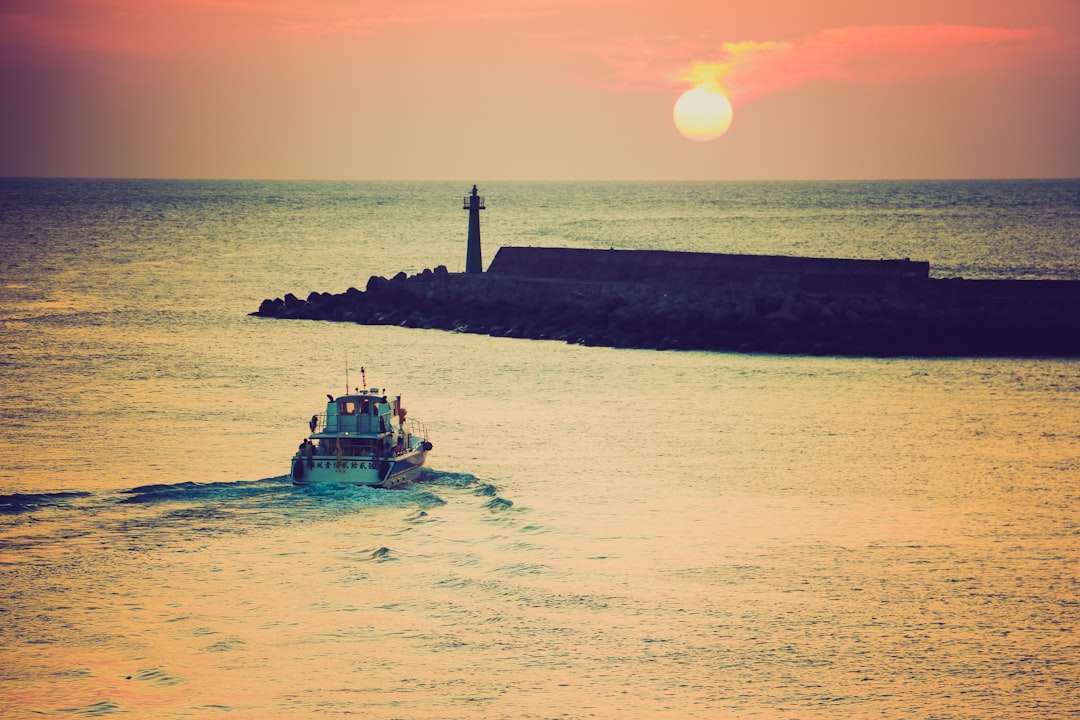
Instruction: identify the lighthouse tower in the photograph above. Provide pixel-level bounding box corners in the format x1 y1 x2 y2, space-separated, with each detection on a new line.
463 185 485 274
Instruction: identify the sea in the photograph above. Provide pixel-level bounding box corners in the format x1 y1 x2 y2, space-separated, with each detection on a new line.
1 178 1078 719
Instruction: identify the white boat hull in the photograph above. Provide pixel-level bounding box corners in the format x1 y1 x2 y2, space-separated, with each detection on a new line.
291 447 428 488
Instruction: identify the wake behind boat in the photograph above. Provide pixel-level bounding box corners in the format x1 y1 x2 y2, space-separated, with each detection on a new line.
290 371 432 488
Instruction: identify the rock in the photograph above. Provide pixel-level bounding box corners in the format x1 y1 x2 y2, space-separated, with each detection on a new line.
253 263 1080 358
366 275 389 294
256 297 283 316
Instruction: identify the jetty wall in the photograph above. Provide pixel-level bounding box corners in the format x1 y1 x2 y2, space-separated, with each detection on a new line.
253 247 1080 357
487 246 930 297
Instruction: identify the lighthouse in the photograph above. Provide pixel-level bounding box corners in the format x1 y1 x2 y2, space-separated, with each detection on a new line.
463 185 485 274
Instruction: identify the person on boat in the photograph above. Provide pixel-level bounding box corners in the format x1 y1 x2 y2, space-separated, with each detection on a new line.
309 415 318 432
303 439 315 468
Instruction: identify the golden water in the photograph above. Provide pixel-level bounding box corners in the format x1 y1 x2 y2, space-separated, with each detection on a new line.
1 180 1078 718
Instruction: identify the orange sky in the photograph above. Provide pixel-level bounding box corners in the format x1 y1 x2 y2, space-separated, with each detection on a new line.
2 0 1078 180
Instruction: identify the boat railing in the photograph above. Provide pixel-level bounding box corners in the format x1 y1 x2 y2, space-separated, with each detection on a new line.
309 413 428 441
404 417 428 442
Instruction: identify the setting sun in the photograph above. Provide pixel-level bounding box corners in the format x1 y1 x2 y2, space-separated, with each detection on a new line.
673 86 733 142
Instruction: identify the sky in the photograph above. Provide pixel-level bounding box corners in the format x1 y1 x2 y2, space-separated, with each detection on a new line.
1 0 1079 180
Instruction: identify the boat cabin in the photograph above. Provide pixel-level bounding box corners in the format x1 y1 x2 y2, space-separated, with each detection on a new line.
321 391 395 436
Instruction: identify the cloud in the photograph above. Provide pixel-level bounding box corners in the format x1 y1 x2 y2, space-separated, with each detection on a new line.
586 24 1048 104
710 25 1045 105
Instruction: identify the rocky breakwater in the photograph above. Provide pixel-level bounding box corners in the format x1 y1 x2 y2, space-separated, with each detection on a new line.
253 247 1080 357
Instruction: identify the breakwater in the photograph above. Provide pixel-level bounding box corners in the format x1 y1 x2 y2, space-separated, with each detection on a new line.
253 247 1080 357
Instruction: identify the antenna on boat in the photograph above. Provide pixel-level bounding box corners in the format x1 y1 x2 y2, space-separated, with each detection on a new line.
361 366 367 391
345 361 350 397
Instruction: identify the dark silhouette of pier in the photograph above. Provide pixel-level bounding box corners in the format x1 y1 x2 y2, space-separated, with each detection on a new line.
253 246 1080 357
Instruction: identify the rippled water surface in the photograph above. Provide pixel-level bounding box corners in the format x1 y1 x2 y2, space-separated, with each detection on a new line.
1 180 1078 718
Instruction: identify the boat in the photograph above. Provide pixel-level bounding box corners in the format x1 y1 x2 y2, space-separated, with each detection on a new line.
290 374 432 488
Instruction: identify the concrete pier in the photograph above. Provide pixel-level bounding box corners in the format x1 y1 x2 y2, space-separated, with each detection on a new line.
253 247 1080 357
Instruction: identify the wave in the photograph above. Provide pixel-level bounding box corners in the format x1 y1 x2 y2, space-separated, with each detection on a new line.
117 478 287 505
1 470 515 556
45 700 121 718
108 469 510 516
419 469 488 488
363 546 393 561
3 470 503 515
0 491 92 515
484 496 515 512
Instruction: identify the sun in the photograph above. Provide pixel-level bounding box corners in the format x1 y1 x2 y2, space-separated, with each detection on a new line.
673 86 733 141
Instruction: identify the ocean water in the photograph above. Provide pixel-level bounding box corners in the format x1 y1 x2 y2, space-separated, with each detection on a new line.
0 179 1078 719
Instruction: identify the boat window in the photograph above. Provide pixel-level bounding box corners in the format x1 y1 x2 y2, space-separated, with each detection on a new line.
339 400 357 415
